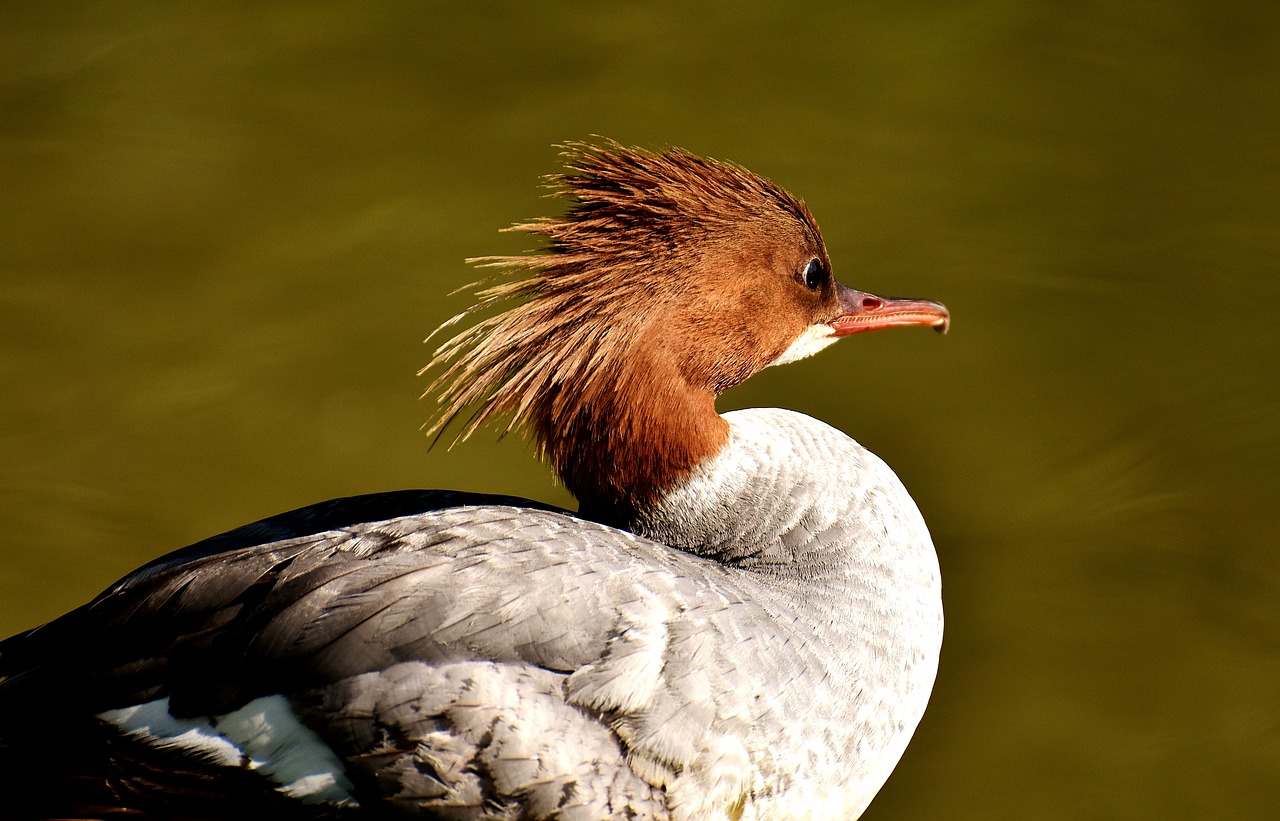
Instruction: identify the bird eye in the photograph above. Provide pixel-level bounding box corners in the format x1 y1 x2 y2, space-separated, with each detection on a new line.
801 258 826 290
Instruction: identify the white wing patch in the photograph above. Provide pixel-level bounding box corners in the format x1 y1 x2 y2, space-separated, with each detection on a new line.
768 324 837 367
98 698 242 766
99 695 358 806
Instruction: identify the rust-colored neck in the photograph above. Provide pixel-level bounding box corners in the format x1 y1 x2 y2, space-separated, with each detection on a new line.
535 337 730 525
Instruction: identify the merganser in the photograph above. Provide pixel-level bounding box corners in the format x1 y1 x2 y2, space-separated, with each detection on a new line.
0 142 949 821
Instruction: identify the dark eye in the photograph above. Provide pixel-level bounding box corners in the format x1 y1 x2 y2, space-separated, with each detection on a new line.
801 258 827 290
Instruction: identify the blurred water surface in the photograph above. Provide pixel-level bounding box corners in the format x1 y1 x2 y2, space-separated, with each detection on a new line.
1 2 1277 819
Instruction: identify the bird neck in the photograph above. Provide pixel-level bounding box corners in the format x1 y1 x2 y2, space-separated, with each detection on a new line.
541 340 730 525
624 408 940 591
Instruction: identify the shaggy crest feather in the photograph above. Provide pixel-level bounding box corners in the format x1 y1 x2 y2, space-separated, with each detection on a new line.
421 141 826 514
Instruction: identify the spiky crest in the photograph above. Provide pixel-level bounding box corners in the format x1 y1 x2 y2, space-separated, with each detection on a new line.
421 141 826 520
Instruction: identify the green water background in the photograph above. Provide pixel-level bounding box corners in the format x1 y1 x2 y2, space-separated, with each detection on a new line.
2 2 1277 818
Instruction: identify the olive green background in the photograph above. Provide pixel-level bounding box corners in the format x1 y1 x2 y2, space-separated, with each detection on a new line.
2 3 1277 819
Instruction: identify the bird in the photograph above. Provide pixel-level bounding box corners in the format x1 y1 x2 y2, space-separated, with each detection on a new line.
0 141 949 821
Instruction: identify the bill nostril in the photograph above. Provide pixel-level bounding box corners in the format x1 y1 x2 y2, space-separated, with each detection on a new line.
861 297 883 311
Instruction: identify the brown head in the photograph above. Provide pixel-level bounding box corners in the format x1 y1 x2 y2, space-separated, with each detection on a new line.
423 142 948 523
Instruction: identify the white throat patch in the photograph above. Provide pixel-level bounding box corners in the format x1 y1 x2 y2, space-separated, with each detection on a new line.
768 323 837 367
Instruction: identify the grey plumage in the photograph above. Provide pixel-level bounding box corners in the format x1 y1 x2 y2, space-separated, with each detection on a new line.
0 409 941 820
